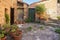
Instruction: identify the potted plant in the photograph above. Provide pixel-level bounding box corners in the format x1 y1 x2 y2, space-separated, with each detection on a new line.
0 33 6 40
14 21 19 24
3 24 11 33
0 29 7 40
35 4 48 21
12 31 22 40
10 24 22 40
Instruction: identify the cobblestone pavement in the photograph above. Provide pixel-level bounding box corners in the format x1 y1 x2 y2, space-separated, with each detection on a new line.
18 22 60 40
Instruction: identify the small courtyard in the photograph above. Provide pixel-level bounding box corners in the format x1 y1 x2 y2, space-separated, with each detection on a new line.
0 0 60 40
18 19 60 40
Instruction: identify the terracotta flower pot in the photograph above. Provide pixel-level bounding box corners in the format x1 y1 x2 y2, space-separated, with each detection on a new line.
10 32 22 40
13 34 22 40
39 14 44 19
10 32 16 37
5 28 10 32
19 21 23 24
39 12 49 21
22 21 25 24
1 36 7 40
19 21 21 24
16 30 22 34
10 30 22 40
15 21 19 24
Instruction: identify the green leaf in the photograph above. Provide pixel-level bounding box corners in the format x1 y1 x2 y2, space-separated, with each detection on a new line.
5 13 9 23
0 34 4 38
35 4 46 14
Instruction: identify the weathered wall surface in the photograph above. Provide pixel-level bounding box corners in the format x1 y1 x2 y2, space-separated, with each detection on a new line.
29 0 57 19
0 0 11 25
0 0 17 25
44 0 57 19
16 2 29 21
57 3 60 16
36 0 57 19
24 3 29 20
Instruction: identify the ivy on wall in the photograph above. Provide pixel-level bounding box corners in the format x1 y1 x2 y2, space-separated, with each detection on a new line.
5 13 9 24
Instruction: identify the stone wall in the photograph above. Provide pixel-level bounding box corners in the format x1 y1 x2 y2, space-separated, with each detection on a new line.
24 3 29 20
57 3 60 16
16 2 29 22
0 0 17 25
29 0 57 20
40 0 57 19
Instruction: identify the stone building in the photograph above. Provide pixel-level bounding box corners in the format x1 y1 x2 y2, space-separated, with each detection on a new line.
0 0 58 25
0 0 29 25
0 0 17 25
29 0 57 21
15 1 29 23
44 0 57 19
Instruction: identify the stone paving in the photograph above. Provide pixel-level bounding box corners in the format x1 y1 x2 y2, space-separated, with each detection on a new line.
18 22 60 40
22 30 58 40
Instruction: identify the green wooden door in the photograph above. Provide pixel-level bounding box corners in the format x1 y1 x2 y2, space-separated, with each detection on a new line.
28 8 35 22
